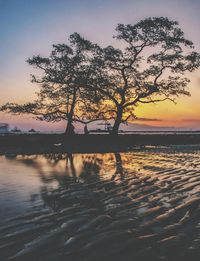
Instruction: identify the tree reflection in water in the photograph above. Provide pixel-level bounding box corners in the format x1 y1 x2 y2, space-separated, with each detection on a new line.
111 153 125 181
43 153 103 182
2 149 200 260
5 153 126 209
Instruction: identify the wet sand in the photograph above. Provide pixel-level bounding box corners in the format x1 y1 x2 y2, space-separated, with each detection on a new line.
1 148 200 260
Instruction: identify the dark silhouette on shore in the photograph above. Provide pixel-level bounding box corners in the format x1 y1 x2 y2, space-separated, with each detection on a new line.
84 125 89 135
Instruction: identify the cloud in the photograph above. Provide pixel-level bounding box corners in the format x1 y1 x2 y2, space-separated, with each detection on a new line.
135 117 163 122
181 118 200 122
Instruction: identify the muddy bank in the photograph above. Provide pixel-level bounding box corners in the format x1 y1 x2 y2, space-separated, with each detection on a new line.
1 133 200 154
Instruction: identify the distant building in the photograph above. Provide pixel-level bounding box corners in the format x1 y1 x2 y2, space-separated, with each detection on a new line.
28 128 37 133
11 126 21 133
0 123 9 133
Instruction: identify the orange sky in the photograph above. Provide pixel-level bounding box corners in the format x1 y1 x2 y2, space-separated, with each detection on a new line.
134 70 200 129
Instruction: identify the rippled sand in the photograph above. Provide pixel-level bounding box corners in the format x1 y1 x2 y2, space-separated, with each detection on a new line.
1 146 200 260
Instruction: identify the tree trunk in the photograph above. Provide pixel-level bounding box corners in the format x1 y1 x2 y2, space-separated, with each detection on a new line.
111 107 123 135
65 89 76 136
65 116 73 135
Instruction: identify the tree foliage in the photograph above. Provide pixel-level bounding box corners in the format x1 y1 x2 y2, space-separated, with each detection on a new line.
1 33 99 133
1 17 200 134
84 17 200 134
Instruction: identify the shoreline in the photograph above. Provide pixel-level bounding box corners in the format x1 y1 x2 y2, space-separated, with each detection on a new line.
1 133 200 155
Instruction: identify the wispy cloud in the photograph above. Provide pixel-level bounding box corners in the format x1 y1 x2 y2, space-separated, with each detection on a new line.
181 118 200 122
135 117 163 122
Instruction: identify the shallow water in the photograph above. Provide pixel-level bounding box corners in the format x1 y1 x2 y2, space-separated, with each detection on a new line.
1 146 200 260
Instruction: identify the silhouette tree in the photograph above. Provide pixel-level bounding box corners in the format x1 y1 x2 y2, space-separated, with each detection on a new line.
1 17 200 135
84 17 200 134
0 33 99 135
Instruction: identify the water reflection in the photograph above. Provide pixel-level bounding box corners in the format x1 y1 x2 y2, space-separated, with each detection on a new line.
10 153 127 183
0 152 128 219
111 153 125 180
1 148 200 260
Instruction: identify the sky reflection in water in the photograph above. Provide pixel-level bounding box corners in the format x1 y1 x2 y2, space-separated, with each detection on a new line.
0 147 200 222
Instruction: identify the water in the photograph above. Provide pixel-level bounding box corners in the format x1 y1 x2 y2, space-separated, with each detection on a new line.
0 147 200 219
1 146 200 260
0 155 57 222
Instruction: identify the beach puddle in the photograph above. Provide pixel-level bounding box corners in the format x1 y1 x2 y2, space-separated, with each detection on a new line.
1 146 200 260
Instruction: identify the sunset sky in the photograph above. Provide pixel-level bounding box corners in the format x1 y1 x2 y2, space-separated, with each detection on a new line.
0 0 200 131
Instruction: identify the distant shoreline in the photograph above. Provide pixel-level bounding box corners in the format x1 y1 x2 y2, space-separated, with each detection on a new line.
1 130 200 135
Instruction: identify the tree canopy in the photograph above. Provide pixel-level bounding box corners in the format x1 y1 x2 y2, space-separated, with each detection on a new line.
1 17 200 134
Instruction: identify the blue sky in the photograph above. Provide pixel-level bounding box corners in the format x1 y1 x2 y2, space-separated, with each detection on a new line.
0 0 200 130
